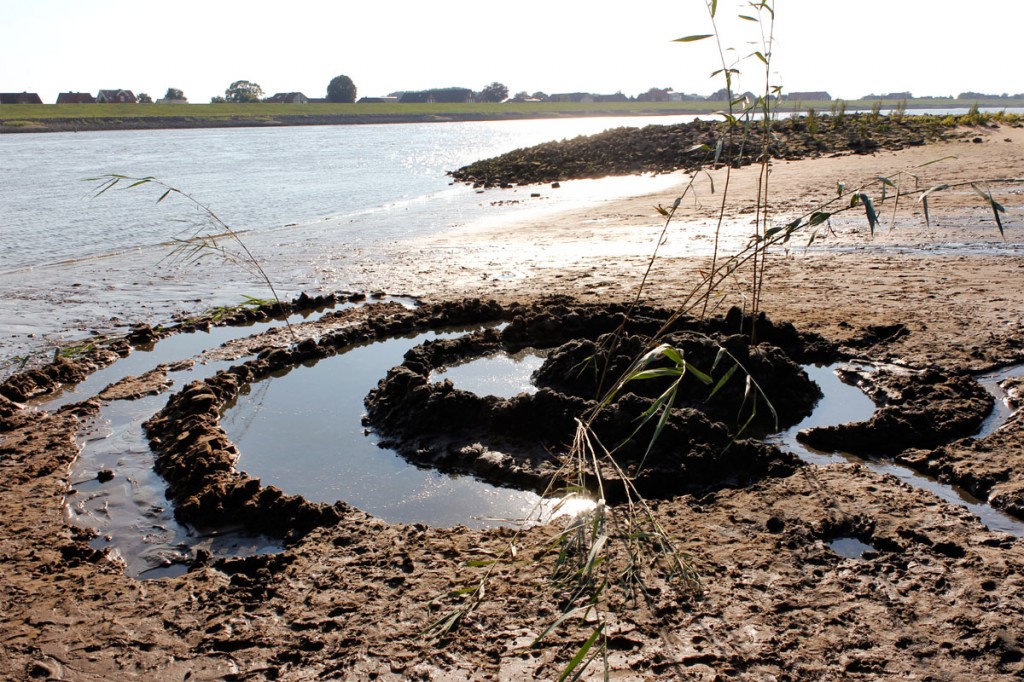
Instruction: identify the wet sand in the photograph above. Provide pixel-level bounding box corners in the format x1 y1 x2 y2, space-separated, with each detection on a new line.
2 124 1024 679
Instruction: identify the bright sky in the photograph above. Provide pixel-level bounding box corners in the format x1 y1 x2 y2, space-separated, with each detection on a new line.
2 0 1022 104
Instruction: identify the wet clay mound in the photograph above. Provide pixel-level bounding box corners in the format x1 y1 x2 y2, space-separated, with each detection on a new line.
533 329 820 428
798 366 994 455
366 302 828 501
1 354 117 403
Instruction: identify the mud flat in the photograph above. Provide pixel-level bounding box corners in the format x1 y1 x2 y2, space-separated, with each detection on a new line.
2 125 1024 679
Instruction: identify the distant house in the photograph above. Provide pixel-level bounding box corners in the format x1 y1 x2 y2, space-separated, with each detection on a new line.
593 93 629 103
97 89 137 103
0 92 43 104
781 91 832 101
669 92 703 102
56 92 96 104
266 92 308 104
357 96 399 104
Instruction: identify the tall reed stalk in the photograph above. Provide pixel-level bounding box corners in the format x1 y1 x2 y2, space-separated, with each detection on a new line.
88 174 299 344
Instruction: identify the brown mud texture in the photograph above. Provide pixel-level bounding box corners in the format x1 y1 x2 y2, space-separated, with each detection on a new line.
3 295 1024 679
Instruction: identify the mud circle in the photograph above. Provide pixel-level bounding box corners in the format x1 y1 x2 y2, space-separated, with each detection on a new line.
140 297 840 540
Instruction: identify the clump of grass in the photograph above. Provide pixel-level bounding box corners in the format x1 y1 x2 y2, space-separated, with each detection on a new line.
961 102 986 126
869 100 883 124
806 108 819 134
891 99 908 123
831 99 847 128
205 296 275 323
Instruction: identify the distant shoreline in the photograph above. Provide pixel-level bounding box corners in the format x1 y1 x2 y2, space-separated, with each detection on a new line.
3 99 1023 134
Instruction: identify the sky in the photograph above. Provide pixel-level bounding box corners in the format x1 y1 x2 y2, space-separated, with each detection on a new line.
2 0 1022 104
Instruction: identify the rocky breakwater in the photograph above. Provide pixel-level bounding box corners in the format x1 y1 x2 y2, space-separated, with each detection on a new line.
449 113 968 188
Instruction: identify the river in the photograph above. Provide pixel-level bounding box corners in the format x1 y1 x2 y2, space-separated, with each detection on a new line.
0 116 696 360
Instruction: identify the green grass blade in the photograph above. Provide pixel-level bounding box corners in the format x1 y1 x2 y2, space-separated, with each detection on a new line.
559 625 604 682
856 193 879 234
972 183 1007 238
659 345 684 366
682 360 714 385
707 363 739 399
628 368 682 381
531 605 589 647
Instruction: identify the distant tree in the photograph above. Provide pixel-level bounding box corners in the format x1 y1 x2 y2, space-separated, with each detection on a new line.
210 95 227 104
531 91 548 101
164 87 185 100
511 91 530 102
478 82 509 103
637 87 671 102
225 80 263 103
399 88 475 104
137 92 153 103
326 74 357 103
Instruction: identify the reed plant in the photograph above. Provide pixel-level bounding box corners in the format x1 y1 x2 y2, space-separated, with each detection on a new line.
88 175 299 344
426 2 1023 677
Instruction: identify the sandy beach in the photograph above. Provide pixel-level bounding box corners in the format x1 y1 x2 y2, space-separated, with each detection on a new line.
2 121 1024 680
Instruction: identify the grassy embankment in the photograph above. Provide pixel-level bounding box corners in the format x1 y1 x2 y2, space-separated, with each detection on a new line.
3 97 1023 132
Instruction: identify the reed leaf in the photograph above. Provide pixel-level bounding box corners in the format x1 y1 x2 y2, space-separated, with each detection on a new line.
559 625 604 682
972 184 1007 238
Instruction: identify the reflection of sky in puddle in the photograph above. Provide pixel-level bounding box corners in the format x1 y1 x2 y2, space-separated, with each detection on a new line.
976 363 1024 439
46 304 346 410
430 349 546 399
829 536 876 559
222 328 546 529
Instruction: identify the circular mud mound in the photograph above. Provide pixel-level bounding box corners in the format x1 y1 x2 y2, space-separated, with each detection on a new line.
365 300 832 503
145 298 835 539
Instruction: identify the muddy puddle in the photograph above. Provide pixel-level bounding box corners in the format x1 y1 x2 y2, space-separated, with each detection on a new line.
56 299 1024 579
776 363 1024 538
62 297 417 578
49 303 353 410
828 536 877 559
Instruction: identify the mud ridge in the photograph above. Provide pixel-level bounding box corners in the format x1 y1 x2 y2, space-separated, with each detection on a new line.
143 298 832 538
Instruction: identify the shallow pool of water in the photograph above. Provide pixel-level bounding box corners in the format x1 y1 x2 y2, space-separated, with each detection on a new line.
221 329 546 528
62 321 1024 579
829 536 876 559
429 349 546 399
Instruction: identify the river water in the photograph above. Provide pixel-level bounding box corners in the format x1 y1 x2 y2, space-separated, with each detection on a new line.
4 108 1021 360
0 116 692 359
